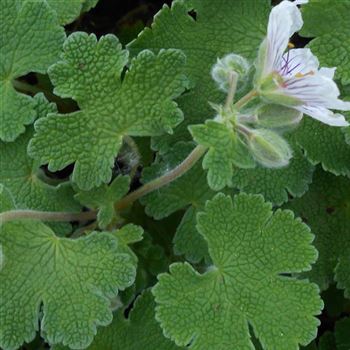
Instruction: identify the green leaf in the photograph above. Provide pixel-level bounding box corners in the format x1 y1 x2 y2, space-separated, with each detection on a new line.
134 231 169 277
111 224 144 305
313 318 350 350
23 0 98 26
81 0 99 12
301 0 350 85
54 290 182 350
140 142 215 262
189 120 255 191
318 332 336 350
29 32 188 190
0 185 15 213
113 223 144 264
128 0 270 151
153 193 322 350
231 138 314 205
0 94 80 216
343 111 350 146
321 284 350 318
335 256 350 299
76 176 130 228
0 221 136 350
45 0 83 25
294 118 350 177
0 0 65 141
285 168 350 294
335 317 350 350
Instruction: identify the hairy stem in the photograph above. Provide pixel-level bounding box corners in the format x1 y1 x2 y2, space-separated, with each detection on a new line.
0 146 207 223
115 144 207 210
224 72 238 110
2 88 255 224
0 209 97 224
234 89 257 109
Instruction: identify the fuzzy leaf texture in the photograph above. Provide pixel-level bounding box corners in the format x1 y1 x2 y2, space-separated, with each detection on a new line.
285 168 350 296
0 192 136 350
189 120 255 191
140 142 215 262
301 0 350 85
113 223 144 264
44 0 99 25
29 32 188 190
297 0 350 174
294 117 350 178
129 0 270 151
0 94 80 217
76 175 130 228
54 290 182 350
231 136 315 205
153 193 322 350
0 0 65 141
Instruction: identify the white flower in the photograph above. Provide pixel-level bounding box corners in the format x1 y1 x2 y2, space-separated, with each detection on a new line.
255 0 350 127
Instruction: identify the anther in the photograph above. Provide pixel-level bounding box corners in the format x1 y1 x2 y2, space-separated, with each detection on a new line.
295 71 315 78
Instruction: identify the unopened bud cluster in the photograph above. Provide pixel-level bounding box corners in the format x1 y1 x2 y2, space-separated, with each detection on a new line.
210 54 303 169
211 54 250 93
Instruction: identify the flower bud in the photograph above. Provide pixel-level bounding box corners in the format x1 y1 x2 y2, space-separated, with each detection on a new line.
248 129 292 168
211 53 250 92
255 104 303 129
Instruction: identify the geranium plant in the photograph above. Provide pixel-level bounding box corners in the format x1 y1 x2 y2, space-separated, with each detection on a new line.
0 0 349 349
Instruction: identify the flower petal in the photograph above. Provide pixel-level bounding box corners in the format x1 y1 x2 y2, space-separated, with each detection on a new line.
319 67 336 79
282 69 350 111
297 105 349 126
280 48 319 76
265 1 304 74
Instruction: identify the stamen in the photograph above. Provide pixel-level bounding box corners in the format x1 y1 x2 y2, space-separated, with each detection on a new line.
288 42 295 48
287 62 301 74
295 71 315 78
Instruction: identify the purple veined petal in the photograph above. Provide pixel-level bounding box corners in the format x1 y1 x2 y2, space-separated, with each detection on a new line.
265 1 305 75
296 105 349 126
279 48 319 77
282 71 348 111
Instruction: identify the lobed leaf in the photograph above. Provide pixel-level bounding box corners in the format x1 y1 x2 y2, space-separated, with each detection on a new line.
29 32 188 190
0 220 136 350
189 120 255 191
76 176 130 228
0 0 65 141
0 94 80 226
294 118 350 178
129 0 270 151
54 290 182 350
44 0 99 25
301 0 350 85
285 168 350 294
153 193 322 350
